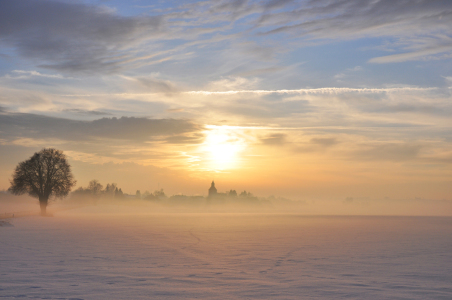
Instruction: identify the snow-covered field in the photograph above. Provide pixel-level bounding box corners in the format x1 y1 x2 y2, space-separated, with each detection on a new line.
1 209 451 299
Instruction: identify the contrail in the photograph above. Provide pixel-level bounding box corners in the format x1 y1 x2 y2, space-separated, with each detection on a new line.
58 87 437 97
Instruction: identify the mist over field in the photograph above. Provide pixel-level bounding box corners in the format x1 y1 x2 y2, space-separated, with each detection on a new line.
2 189 451 217
2 187 451 299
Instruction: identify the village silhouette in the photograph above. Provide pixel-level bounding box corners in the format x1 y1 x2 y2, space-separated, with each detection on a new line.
71 179 266 207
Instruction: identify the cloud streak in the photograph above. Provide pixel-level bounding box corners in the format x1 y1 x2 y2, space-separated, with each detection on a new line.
57 87 437 97
0 113 203 143
256 0 452 59
0 0 164 73
1 0 451 77
186 87 436 95
7 70 66 79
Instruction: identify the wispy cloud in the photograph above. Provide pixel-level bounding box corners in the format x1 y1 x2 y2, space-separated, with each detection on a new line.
55 86 437 98
256 0 452 64
186 87 436 95
7 70 66 79
351 142 423 162
0 0 164 73
0 113 203 143
62 109 112 116
1 0 451 77
260 133 287 145
369 44 452 63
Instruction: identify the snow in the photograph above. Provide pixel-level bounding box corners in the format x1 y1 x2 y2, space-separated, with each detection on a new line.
1 209 451 299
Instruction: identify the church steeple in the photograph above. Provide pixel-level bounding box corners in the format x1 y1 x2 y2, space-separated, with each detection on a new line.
208 180 217 197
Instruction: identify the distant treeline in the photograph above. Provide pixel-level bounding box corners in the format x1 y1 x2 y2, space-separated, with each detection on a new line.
71 180 166 201
69 180 295 207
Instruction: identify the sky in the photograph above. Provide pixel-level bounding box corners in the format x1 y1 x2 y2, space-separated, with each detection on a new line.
0 0 451 201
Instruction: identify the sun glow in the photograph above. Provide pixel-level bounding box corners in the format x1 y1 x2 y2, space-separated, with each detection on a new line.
201 127 246 170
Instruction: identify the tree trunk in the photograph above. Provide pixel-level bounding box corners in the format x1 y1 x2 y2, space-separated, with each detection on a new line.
39 198 47 216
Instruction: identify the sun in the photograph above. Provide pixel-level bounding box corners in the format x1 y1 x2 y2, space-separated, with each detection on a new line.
201 126 245 171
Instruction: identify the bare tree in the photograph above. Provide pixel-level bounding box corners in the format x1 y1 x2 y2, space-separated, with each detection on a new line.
104 183 117 198
71 179 103 203
9 148 76 216
87 180 103 197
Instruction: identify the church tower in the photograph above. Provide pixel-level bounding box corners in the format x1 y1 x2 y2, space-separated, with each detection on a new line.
208 181 217 198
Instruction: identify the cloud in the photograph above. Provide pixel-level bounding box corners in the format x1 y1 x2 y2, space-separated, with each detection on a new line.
292 136 340 153
205 76 260 92
6 70 65 79
165 133 205 144
59 87 426 99
1 0 450 78
265 0 295 10
234 66 287 77
369 45 452 63
62 109 112 116
63 150 126 165
348 66 362 72
256 0 452 62
166 108 184 112
334 66 362 81
338 91 452 117
186 86 436 95
56 85 448 125
260 133 286 145
369 104 447 115
0 0 163 73
310 138 338 147
258 0 452 37
352 143 422 162
9 137 66 148
0 113 202 143
208 0 255 19
134 77 179 94
213 98 312 119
